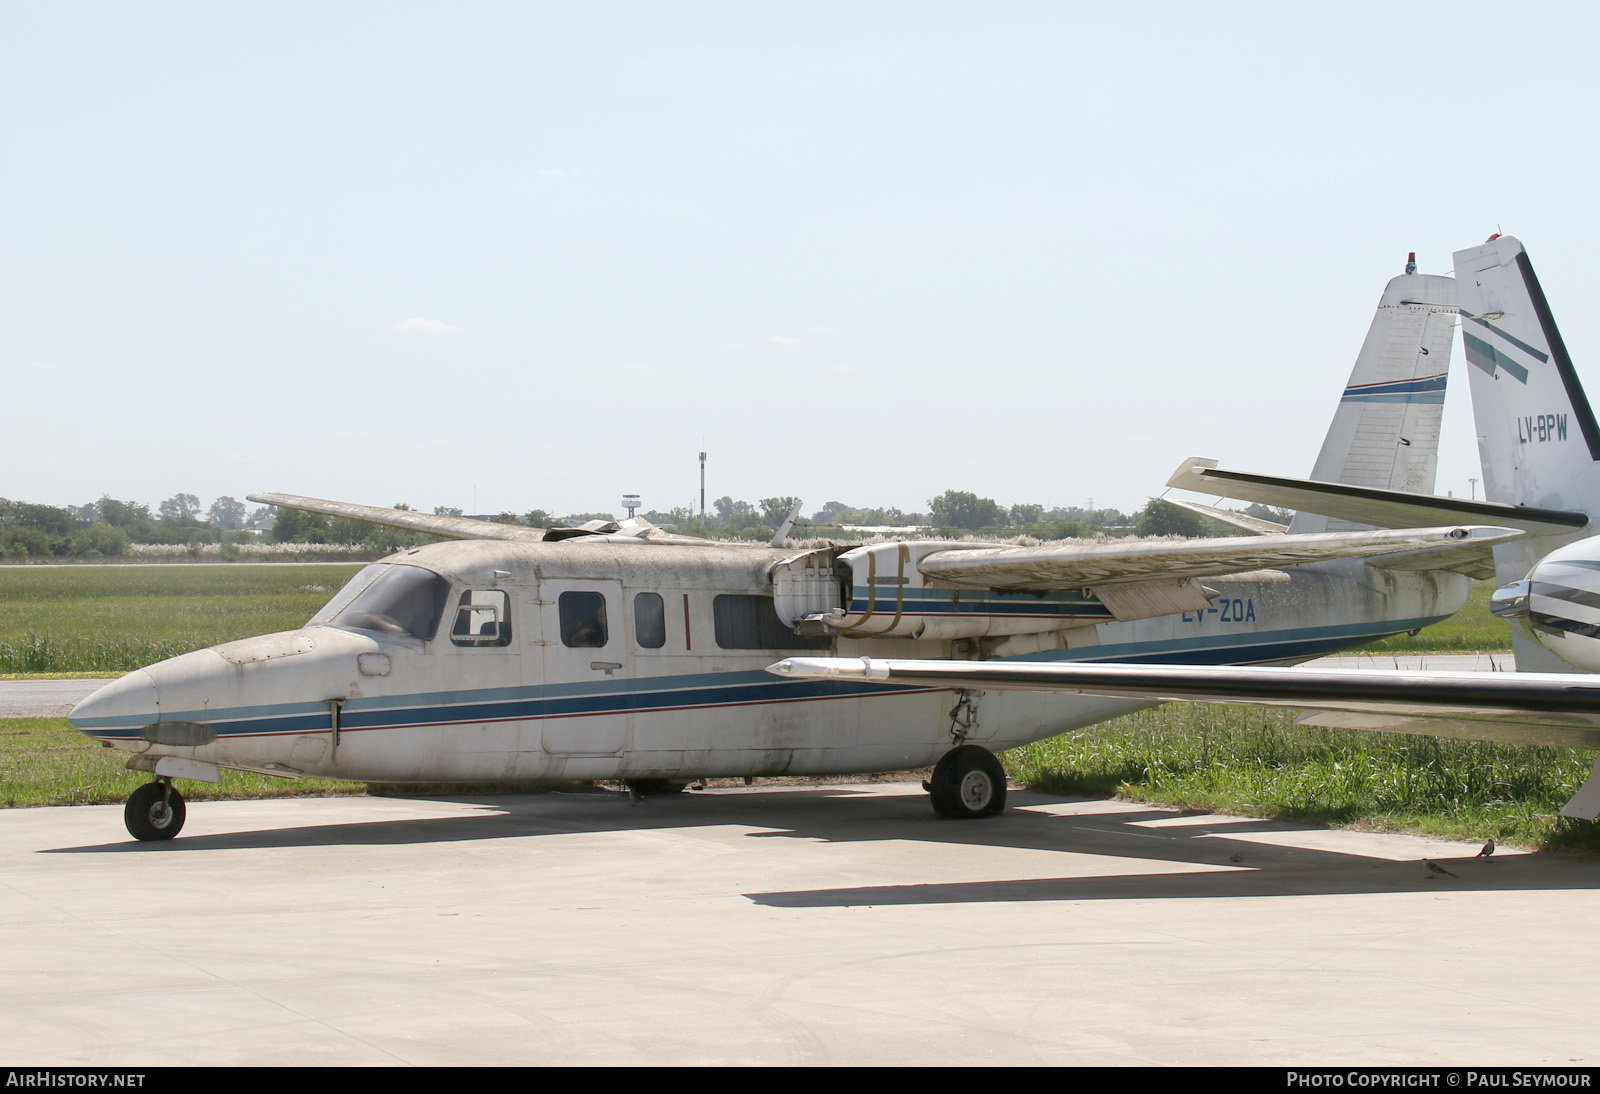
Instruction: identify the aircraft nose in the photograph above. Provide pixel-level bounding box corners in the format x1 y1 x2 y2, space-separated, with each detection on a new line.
69 670 159 741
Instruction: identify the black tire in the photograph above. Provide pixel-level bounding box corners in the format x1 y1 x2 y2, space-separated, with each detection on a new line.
929 745 1007 819
125 782 186 841
625 779 688 796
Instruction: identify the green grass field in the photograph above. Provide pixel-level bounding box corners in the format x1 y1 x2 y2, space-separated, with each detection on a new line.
0 563 362 673
1004 704 1598 851
5 566 1590 851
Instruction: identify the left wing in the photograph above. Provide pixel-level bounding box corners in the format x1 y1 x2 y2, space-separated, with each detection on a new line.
767 656 1600 816
915 525 1520 591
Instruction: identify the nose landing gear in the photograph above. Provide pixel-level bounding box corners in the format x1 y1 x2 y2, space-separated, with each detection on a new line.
125 780 186 841
928 744 1007 819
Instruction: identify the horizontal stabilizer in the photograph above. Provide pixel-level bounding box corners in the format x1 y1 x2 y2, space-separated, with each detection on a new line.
1167 458 1589 536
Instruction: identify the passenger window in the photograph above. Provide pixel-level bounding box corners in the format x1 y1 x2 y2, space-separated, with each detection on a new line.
712 594 831 650
559 591 609 648
450 589 512 647
634 592 666 649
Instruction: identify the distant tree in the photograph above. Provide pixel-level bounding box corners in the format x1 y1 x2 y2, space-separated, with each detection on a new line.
811 501 850 524
83 522 129 556
929 490 1003 531
208 496 247 530
490 512 522 525
524 509 555 527
1243 503 1294 526
96 496 150 527
760 496 800 526
433 506 464 518
1009 503 1044 526
159 493 201 522
713 496 735 523
1136 499 1206 538
270 507 330 543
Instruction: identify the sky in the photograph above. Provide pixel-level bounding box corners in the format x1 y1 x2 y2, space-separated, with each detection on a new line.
5 2 1599 520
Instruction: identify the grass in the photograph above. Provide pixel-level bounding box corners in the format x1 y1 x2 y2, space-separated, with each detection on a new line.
0 717 361 807
0 563 363 673
1004 703 1600 852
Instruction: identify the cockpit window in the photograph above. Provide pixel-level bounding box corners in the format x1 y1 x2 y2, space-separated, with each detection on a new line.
325 564 451 641
306 564 386 628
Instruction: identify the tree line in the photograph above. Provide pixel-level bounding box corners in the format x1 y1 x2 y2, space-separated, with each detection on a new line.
0 489 1294 559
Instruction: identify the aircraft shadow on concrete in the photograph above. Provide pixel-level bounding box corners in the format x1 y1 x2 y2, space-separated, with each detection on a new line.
40 784 1600 902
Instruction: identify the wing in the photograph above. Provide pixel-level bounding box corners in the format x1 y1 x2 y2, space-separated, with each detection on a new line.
770 653 1600 741
247 493 548 541
766 654 1600 818
248 492 725 546
916 525 1521 591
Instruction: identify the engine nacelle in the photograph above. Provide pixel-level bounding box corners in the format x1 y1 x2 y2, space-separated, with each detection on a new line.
1492 535 1600 672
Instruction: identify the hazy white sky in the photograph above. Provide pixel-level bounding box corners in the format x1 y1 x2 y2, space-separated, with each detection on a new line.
5 2 1598 518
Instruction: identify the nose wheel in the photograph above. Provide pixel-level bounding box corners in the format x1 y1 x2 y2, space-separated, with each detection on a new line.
125 780 186 841
928 744 1007 819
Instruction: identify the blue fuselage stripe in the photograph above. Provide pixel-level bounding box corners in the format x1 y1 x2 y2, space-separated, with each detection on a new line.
78 614 1450 741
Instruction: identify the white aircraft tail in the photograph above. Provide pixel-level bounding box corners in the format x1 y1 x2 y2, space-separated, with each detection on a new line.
1288 261 1457 534
1453 235 1600 671
1454 235 1600 521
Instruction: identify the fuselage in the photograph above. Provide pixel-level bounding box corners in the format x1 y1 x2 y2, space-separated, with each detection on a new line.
69 538 1470 784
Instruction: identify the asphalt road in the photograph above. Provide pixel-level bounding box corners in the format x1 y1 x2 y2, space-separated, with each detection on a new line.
4 783 1596 1066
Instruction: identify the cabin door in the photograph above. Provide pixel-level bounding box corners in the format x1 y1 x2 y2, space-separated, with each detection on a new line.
538 577 632 757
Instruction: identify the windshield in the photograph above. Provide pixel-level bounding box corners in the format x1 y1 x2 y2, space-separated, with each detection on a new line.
307 565 386 628
321 564 452 641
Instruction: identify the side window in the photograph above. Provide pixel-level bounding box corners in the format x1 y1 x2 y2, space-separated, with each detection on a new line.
712 594 831 650
450 589 512 647
634 592 666 649
559 590 609 648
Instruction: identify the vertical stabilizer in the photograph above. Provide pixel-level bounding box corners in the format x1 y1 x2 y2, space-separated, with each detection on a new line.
1288 268 1457 534
1454 235 1600 519
1454 236 1600 673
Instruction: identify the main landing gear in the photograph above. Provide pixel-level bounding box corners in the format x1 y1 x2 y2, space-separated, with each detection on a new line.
125 779 186 841
928 744 1007 819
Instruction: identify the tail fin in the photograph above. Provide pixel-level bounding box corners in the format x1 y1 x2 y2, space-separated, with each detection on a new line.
1454 234 1600 518
1453 235 1600 672
1288 263 1457 533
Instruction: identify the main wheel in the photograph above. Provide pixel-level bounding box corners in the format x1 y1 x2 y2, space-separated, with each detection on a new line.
125 782 186 841
929 745 1007 819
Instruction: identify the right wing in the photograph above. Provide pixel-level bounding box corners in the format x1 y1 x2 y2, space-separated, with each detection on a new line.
766 655 1600 816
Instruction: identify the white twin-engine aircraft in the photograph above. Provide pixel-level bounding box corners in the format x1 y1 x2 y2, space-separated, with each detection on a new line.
72 248 1509 842
779 235 1600 820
